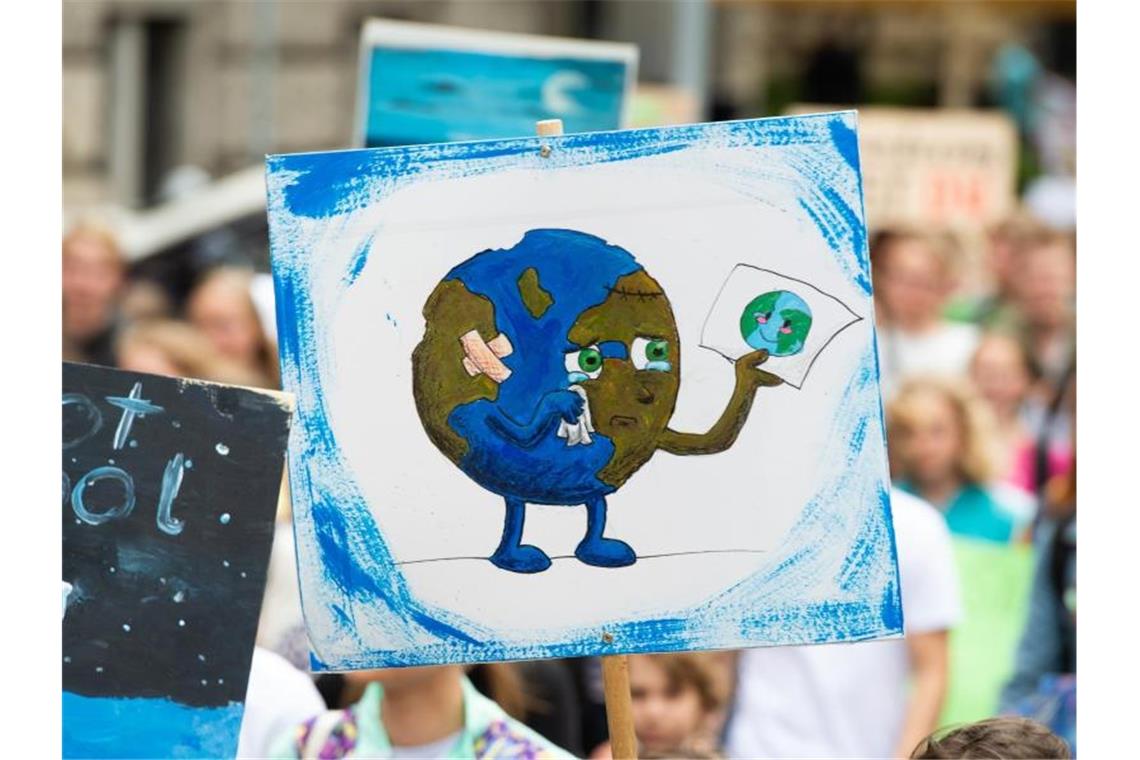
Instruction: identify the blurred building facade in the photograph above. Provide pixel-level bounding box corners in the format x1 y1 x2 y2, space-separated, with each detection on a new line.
63 0 1074 214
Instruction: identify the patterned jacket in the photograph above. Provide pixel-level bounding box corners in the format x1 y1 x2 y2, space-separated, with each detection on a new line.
270 675 575 759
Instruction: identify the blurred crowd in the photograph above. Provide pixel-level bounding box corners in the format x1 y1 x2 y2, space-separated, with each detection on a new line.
60 187 1076 757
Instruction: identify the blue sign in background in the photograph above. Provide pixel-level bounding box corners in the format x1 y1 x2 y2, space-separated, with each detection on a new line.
364 47 630 147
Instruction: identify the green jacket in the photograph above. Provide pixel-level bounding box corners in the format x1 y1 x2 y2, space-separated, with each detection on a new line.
270 675 575 759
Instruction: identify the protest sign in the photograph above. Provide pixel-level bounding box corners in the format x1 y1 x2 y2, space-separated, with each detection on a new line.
62 362 293 759
789 104 1018 231
267 111 900 670
355 19 637 148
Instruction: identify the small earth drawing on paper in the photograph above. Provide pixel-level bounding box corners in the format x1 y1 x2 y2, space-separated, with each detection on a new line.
739 290 813 357
412 229 783 574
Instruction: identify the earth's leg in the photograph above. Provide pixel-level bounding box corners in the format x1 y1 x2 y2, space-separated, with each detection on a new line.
575 496 636 568
490 497 552 573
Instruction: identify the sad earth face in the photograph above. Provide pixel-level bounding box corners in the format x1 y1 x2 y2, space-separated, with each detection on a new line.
412 229 779 573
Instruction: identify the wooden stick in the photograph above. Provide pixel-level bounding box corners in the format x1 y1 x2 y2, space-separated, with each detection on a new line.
533 116 636 759
536 118 564 137
602 654 638 760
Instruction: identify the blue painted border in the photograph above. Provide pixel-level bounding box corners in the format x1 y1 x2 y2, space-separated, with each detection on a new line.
266 111 903 670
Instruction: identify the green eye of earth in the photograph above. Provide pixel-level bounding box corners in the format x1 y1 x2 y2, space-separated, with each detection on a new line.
578 348 603 372
646 340 668 361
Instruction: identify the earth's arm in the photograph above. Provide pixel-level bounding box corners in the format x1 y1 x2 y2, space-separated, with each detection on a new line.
657 349 781 455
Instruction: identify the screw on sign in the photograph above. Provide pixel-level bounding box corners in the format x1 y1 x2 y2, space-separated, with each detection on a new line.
63 382 188 535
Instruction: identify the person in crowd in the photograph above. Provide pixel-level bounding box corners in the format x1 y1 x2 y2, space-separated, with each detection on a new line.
116 319 263 387
969 332 1070 496
469 660 584 755
187 266 281 388
871 230 980 398
1007 230 1075 387
63 222 127 366
909 716 1071 759
725 488 961 759
1000 427 1076 750
888 377 1033 543
945 212 1047 328
238 647 327 759
591 653 726 758
271 664 574 758
119 278 174 324
315 660 583 754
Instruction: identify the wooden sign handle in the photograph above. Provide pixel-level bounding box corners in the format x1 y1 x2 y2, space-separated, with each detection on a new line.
602 654 638 759
536 118 564 138
532 116 637 760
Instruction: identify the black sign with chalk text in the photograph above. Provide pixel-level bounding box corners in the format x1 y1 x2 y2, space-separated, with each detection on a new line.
62 362 293 759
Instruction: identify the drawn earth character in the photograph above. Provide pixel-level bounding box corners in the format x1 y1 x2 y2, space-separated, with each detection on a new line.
412 229 781 573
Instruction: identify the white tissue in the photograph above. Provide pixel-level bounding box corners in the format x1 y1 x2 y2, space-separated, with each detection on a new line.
556 385 595 446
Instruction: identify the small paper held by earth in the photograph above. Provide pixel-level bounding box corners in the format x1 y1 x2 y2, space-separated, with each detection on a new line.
700 265 862 389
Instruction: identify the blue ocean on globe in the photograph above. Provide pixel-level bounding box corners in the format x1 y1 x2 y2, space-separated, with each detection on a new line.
445 230 641 506
742 290 812 356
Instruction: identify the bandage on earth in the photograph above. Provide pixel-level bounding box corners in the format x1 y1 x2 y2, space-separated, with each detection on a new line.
459 330 513 383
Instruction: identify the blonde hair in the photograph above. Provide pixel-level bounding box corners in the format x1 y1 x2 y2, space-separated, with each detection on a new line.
988 209 1049 245
63 220 125 268
887 377 998 485
189 267 281 388
871 227 961 283
116 320 263 387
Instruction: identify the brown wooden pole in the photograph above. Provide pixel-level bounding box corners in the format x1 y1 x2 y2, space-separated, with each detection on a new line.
602 654 638 759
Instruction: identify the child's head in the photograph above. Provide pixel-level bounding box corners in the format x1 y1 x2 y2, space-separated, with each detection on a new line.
910 717 1070 758
629 653 724 756
887 378 996 489
969 332 1033 420
341 664 464 703
871 230 957 329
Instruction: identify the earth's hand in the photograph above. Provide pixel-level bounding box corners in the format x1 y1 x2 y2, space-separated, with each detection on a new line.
543 389 585 424
735 348 784 388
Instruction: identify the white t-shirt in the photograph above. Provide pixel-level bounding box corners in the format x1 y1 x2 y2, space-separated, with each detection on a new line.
725 489 962 760
237 647 327 759
877 322 980 399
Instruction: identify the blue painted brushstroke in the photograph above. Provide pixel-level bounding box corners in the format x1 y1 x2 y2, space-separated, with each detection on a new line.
265 110 904 669
63 691 244 759
828 114 860 173
446 230 638 504
366 48 628 148
267 113 847 220
344 234 376 286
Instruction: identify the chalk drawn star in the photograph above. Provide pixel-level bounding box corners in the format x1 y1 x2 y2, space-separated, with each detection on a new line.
105 382 164 450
